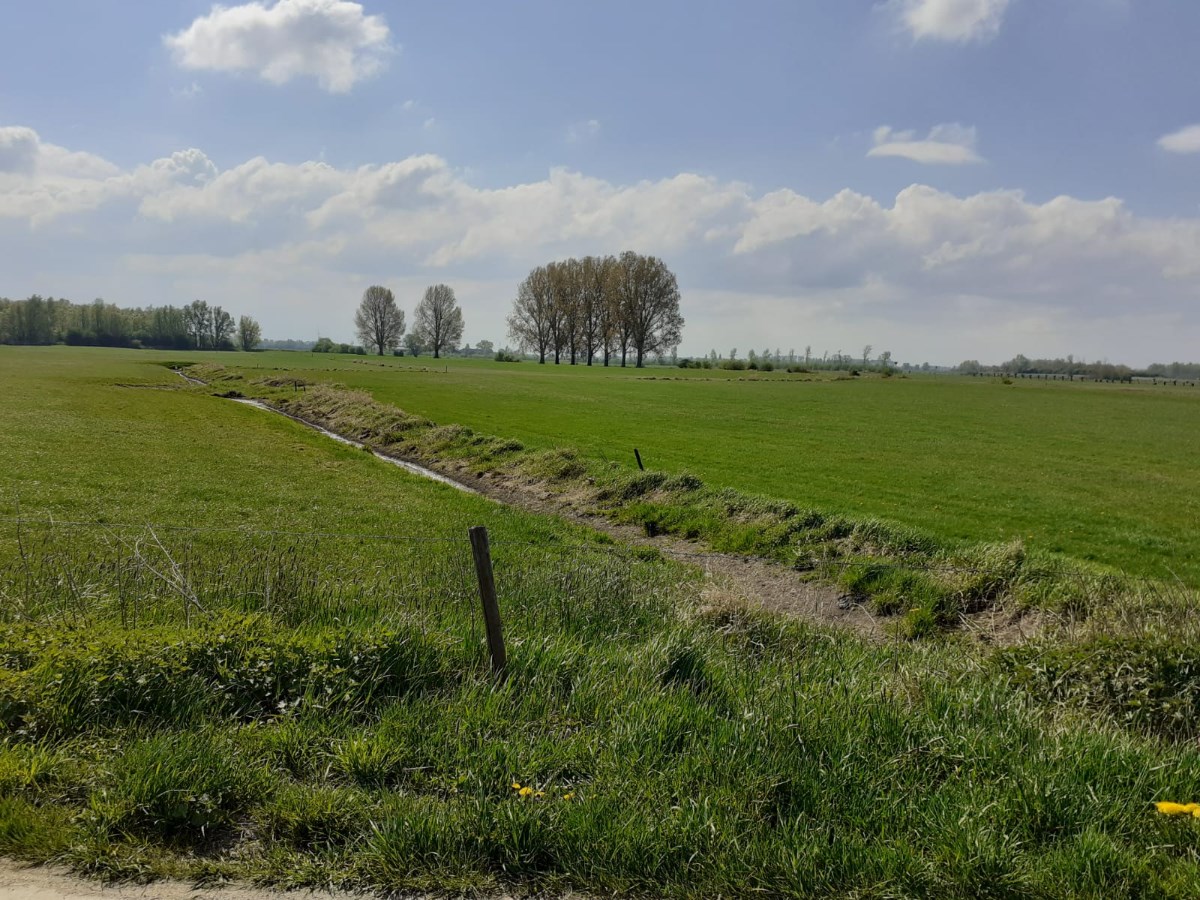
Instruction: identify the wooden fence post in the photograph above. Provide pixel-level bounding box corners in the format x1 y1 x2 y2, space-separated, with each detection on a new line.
468 526 507 673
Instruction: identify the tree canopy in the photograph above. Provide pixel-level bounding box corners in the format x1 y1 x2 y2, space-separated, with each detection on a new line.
354 285 406 356
413 284 464 359
507 253 684 367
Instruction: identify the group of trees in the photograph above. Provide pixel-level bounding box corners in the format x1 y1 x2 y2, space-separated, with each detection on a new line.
506 252 684 367
958 354 1200 381
676 346 894 372
353 284 465 358
0 296 261 351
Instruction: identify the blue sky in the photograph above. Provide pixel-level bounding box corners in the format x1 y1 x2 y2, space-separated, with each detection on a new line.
2 0 1199 364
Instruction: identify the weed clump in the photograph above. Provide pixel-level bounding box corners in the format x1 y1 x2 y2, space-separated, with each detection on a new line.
0 616 457 736
89 731 273 841
1000 637 1200 740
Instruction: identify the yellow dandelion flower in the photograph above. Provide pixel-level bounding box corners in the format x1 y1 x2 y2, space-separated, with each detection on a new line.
511 782 522 790
519 786 534 797
562 792 575 801
1155 801 1196 816
535 791 546 798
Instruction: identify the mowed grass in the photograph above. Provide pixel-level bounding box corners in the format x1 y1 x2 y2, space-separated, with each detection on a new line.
3 346 1200 897
202 348 1200 586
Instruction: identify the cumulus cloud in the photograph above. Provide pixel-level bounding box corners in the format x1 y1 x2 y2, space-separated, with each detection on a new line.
4 123 1200 362
1158 125 1200 155
164 0 394 93
868 124 984 165
0 127 39 175
889 0 1011 43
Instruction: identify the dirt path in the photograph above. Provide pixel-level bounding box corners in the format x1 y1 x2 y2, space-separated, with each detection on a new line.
0 863 346 900
421 462 888 638
224 392 1034 643
0 861 605 900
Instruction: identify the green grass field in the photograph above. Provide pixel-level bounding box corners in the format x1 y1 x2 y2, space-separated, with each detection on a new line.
4 345 1200 897
114 346 1200 586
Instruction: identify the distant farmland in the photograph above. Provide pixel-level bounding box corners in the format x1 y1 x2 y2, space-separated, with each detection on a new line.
149 347 1200 587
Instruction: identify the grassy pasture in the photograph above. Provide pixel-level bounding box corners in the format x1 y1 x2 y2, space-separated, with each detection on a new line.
160 347 1200 586
3 346 1200 897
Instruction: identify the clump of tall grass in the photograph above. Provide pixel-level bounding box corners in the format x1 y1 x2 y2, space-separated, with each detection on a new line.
87 730 274 841
0 615 461 736
999 635 1200 740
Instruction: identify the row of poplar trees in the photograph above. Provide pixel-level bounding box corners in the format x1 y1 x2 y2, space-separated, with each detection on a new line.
506 251 684 367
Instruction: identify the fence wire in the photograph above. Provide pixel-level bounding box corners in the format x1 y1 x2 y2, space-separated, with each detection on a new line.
0 514 1192 637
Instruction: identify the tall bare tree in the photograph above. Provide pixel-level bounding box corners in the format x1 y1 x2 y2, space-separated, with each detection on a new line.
614 251 683 367
577 255 613 366
549 259 584 364
611 255 636 366
508 253 684 368
354 285 405 356
507 265 555 363
413 284 464 359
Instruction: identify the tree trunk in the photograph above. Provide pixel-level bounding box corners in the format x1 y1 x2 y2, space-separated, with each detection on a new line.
636 347 644 368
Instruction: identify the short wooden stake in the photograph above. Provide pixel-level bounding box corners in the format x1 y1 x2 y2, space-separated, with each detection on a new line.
634 448 645 471
468 526 507 673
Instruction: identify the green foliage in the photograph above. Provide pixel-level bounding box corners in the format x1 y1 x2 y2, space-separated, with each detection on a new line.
5 348 1200 895
0 617 458 736
89 731 274 839
1000 637 1200 739
256 783 371 851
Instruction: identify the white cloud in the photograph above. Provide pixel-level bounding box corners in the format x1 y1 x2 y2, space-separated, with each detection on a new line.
0 126 123 223
1158 125 1200 155
890 0 1011 42
164 0 394 93
0 127 39 175
566 119 601 143
5 123 1200 363
868 124 983 165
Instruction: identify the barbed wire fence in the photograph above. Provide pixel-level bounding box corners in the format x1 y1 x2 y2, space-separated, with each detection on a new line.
0 512 1195 661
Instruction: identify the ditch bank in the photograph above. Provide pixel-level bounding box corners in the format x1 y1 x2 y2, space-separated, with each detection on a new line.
219 390 878 638
230 398 478 494
175 363 1065 642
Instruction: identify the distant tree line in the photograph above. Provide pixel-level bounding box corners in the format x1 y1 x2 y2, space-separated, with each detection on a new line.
506 252 683 367
258 338 316 351
312 337 366 355
0 296 261 351
676 345 894 374
955 354 1200 381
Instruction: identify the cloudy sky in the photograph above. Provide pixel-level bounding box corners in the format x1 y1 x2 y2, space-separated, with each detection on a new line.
3 0 1199 364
